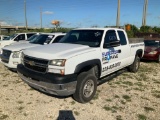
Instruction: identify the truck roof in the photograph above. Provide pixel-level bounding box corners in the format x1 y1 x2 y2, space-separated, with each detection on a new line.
74 28 124 31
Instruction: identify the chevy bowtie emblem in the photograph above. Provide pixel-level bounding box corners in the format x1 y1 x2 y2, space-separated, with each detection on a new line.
28 61 35 66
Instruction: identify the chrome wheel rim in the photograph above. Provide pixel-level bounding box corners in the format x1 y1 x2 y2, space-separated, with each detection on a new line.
83 79 94 98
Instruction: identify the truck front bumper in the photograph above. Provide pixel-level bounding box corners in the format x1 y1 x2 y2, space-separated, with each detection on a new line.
0 54 20 69
17 64 77 96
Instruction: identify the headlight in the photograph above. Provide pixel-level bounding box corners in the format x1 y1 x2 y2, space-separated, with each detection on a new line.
12 51 20 58
21 52 24 64
148 51 158 55
49 59 66 66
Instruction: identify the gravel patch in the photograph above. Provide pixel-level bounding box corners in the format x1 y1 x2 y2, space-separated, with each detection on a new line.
0 62 160 120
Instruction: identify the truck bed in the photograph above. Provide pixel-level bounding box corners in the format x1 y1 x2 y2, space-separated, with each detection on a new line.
129 38 144 43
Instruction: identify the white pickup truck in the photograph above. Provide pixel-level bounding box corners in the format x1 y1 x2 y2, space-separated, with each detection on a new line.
17 28 144 103
0 33 37 52
1 33 66 69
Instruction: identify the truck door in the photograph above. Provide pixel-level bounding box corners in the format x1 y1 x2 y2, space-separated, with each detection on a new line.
101 30 129 77
14 34 25 41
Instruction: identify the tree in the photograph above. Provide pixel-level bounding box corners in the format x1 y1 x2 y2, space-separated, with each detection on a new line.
140 26 152 33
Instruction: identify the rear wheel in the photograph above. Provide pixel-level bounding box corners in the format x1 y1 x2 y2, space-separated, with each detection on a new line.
73 72 97 103
128 56 140 73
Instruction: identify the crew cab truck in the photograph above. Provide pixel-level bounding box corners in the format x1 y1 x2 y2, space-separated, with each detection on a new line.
17 28 144 103
0 33 37 53
1 33 66 70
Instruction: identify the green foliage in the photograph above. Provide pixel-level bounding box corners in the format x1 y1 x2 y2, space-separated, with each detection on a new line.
137 114 147 120
130 24 139 33
152 26 160 33
140 26 152 33
126 31 134 38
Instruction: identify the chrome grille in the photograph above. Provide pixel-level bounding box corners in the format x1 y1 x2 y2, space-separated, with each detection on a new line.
1 50 11 63
23 55 49 73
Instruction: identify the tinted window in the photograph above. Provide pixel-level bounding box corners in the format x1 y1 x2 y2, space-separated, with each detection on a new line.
4 34 17 40
17 34 25 41
27 33 35 38
117 31 127 45
104 30 117 48
144 40 160 47
30 34 54 44
59 30 104 47
52 35 65 43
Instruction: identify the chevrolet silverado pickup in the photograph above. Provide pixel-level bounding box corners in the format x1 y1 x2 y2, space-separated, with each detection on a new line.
17 28 144 103
1 33 65 69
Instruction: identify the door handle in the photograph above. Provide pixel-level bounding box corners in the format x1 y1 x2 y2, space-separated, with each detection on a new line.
118 49 121 53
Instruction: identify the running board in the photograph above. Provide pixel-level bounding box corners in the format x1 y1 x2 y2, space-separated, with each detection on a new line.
97 68 127 85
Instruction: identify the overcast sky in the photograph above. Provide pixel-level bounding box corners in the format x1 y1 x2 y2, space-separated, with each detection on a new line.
0 0 160 28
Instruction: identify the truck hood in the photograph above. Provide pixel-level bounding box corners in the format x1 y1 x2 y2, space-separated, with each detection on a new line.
11 41 29 45
3 43 41 51
23 43 95 60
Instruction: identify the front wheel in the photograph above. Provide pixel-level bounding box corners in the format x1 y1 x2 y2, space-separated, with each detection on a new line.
73 72 97 103
128 56 140 73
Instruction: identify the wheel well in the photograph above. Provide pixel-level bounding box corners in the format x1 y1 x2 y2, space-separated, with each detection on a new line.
78 64 101 79
136 49 143 58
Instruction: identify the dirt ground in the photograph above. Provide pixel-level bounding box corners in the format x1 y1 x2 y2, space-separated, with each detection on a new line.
0 61 160 120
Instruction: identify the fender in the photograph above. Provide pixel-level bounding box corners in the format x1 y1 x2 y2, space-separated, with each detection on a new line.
74 59 102 75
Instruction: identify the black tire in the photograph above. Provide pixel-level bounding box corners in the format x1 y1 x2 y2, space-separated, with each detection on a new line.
73 72 97 103
128 56 140 73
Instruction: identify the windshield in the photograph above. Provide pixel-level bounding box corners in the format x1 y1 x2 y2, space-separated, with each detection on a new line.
27 34 39 41
29 34 54 44
59 30 104 47
144 40 160 47
3 34 17 40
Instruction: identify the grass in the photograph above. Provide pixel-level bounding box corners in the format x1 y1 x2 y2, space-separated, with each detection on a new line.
133 87 144 91
134 82 144 87
3 84 8 87
138 73 148 81
116 115 123 120
103 106 112 111
122 95 131 102
0 114 9 119
17 106 24 111
120 100 126 105
137 114 147 120
93 92 99 100
74 111 80 116
122 81 133 86
121 73 133 79
106 99 112 102
144 107 155 112
103 105 120 113
152 94 160 98
114 95 120 98
70 101 75 105
17 101 24 104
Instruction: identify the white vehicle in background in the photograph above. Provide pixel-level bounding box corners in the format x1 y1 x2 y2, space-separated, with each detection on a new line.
1 32 66 70
0 33 37 52
0 35 9 41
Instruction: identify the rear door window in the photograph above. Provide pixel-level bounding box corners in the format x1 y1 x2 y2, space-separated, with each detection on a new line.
117 31 127 45
27 33 35 38
52 35 65 43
